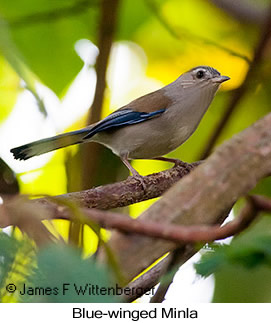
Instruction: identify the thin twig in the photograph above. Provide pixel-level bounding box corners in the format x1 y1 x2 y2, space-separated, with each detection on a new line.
0 192 264 243
199 6 271 159
146 0 251 63
249 195 271 213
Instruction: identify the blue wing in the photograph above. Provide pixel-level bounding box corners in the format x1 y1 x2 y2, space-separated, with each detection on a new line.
83 108 165 140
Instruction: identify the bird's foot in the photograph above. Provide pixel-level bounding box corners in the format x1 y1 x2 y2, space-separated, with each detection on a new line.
129 174 147 192
153 157 189 168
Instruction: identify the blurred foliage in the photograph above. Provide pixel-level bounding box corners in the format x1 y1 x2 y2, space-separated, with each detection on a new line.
22 244 118 303
0 231 35 302
0 0 96 95
196 235 271 278
0 232 118 302
0 0 271 303
195 214 271 302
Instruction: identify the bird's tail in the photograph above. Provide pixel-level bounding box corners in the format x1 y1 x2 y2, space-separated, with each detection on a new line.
10 128 90 160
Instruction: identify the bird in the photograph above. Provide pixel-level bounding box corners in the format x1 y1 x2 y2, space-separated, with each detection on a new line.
11 66 230 179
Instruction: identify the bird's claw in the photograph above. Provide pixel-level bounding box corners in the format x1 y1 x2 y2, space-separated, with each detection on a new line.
129 174 147 192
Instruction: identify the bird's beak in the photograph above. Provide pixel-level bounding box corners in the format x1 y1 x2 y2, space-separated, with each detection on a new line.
212 75 230 84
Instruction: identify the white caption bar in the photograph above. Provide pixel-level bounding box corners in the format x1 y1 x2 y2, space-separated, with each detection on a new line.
1 303 270 323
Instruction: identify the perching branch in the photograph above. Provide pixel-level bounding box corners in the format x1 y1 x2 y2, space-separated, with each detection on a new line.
36 161 199 211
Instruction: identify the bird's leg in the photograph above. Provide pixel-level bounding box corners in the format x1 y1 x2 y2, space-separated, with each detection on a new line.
152 156 188 167
120 155 146 191
121 155 140 176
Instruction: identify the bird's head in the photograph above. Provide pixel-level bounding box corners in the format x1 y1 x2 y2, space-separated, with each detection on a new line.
179 66 230 89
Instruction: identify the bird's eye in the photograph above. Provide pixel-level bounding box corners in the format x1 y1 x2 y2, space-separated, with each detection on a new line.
196 70 205 79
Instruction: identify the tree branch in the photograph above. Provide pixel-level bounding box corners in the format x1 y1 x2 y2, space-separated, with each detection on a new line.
86 0 120 125
82 0 120 189
250 195 271 212
36 162 199 211
1 146 271 301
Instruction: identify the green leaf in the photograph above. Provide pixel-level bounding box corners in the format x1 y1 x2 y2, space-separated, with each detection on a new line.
0 0 98 95
0 232 35 302
0 19 47 115
195 248 226 278
0 232 20 283
196 234 271 278
21 244 119 302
